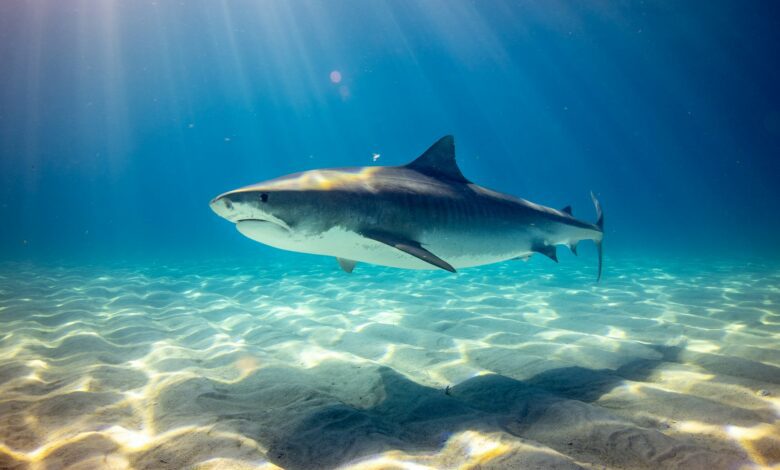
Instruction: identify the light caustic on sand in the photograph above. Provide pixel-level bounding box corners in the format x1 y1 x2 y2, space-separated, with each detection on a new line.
0 259 778 469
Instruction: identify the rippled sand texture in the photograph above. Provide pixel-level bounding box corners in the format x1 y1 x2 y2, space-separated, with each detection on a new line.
0 258 778 470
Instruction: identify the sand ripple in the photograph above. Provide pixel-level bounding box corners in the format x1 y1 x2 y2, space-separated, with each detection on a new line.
0 258 778 469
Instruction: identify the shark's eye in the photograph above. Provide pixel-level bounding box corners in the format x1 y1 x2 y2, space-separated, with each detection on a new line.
260 193 269 203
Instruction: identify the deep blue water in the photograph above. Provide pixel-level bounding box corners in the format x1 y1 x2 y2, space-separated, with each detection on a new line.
1 0 779 264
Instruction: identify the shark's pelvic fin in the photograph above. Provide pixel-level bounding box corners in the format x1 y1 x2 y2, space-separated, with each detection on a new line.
590 191 604 281
337 258 357 273
569 242 578 256
532 243 558 263
360 230 456 273
561 205 573 215
405 135 470 183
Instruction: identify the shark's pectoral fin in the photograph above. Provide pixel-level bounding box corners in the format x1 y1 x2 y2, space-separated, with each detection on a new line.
532 243 558 263
337 258 357 273
360 230 456 273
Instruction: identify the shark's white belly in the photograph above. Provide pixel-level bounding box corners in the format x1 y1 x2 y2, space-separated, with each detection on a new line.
236 221 525 270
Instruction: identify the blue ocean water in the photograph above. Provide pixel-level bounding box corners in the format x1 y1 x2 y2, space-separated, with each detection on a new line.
1 2 779 469
2 0 779 262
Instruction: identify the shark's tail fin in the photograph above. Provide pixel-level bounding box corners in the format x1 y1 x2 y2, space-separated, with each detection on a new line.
590 191 604 281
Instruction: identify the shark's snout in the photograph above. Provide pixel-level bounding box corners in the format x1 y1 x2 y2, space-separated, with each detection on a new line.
210 195 236 221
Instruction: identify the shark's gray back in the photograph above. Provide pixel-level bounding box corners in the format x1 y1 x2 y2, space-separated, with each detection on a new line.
284 165 587 241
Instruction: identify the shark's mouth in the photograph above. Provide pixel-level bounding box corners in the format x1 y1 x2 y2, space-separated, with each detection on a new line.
236 216 290 230
236 219 291 243
237 218 290 229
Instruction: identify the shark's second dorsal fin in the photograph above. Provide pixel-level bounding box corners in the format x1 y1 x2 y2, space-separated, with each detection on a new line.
405 135 470 183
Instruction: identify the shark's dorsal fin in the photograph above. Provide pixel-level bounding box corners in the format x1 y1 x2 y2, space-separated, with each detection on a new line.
405 135 470 183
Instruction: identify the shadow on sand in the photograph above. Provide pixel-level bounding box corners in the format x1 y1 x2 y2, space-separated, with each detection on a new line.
136 345 752 470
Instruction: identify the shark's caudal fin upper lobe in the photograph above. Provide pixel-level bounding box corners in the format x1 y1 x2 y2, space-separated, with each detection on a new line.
591 191 604 281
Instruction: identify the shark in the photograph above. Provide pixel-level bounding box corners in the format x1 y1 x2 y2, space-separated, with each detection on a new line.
210 136 604 279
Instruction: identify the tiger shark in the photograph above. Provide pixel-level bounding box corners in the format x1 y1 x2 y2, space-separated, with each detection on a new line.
210 136 604 279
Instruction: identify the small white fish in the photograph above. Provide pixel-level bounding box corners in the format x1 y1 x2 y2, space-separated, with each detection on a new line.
372 153 381 162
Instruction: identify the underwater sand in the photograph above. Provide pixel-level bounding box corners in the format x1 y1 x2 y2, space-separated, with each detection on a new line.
0 257 778 469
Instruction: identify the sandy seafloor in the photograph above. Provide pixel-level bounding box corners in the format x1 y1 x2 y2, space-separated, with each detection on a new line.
0 256 778 470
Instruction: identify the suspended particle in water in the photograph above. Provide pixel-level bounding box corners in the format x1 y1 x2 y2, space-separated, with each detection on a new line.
372 153 380 162
330 70 342 84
